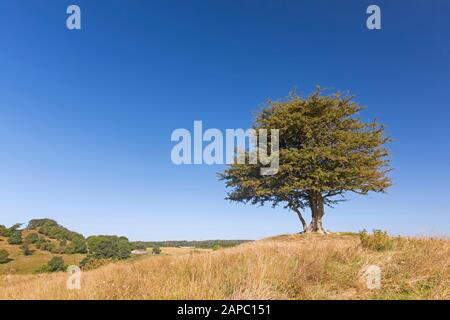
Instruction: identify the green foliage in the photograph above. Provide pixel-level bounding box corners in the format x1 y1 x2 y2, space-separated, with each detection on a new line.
212 244 222 251
71 237 88 254
1 223 23 238
86 235 131 260
64 238 87 254
35 256 67 273
25 232 40 244
7 231 23 245
0 225 12 237
152 246 161 255
36 240 55 252
27 219 87 254
28 219 85 242
0 249 9 264
359 229 394 251
79 256 112 271
219 88 392 232
45 256 66 272
79 256 91 268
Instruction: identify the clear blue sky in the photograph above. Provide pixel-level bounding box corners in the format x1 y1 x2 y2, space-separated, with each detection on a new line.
0 1 449 240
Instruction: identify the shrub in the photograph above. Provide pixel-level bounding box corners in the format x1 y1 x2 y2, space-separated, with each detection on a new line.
40 241 55 252
212 244 222 251
25 232 40 244
71 237 88 254
359 229 394 251
0 225 11 237
79 256 112 271
0 249 9 264
46 257 66 272
152 246 161 255
8 231 23 245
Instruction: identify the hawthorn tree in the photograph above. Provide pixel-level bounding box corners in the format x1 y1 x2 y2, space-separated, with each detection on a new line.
219 88 392 234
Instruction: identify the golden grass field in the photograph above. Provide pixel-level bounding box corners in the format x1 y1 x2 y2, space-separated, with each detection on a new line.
0 233 448 300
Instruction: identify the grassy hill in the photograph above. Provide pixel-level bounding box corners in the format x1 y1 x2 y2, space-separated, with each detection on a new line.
0 231 86 275
0 233 448 299
0 220 246 275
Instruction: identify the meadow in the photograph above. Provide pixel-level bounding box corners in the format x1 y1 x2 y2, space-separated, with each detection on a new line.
0 233 448 300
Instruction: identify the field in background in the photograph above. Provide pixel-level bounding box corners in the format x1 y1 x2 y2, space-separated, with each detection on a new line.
159 247 211 255
1 233 448 300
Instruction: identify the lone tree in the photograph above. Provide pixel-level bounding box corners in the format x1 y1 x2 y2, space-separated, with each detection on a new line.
219 88 392 234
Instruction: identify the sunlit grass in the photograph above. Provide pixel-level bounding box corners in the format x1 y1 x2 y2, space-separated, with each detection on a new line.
0 234 448 300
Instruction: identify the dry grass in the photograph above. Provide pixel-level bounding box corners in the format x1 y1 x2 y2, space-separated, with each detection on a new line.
0 233 448 300
159 246 212 256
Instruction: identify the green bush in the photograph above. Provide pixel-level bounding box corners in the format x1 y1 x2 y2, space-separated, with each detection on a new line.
34 256 67 274
152 246 161 255
79 256 112 271
359 229 394 251
0 225 12 237
72 237 88 254
8 231 23 245
0 249 9 264
46 256 66 272
40 241 55 252
25 232 40 244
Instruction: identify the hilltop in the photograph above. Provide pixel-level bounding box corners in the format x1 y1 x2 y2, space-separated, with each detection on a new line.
0 232 448 299
0 220 88 275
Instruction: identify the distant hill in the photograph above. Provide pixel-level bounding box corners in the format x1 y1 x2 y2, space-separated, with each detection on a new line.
0 232 86 275
0 219 89 274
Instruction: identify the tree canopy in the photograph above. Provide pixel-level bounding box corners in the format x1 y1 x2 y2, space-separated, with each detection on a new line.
28 219 85 242
86 235 131 260
220 88 392 233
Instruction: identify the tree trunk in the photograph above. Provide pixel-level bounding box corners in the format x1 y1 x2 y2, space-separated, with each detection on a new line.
292 207 308 233
306 192 326 234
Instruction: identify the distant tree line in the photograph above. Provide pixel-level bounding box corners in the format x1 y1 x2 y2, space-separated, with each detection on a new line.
131 240 251 250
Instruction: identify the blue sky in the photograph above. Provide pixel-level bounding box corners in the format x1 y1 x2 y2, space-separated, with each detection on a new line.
0 1 449 240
